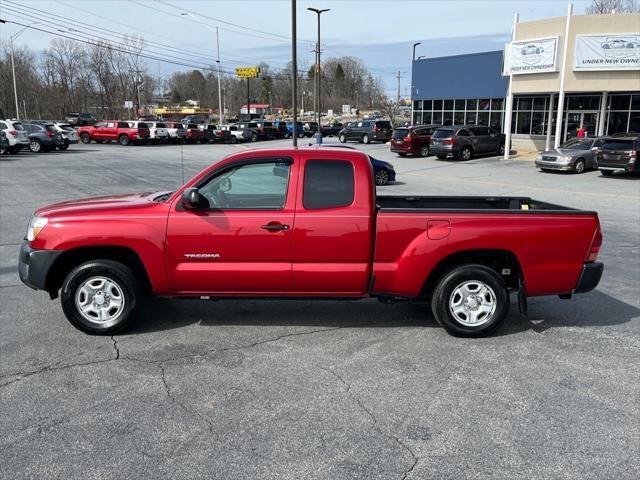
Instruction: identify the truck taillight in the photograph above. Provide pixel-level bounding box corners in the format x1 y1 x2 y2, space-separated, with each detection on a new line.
587 226 602 262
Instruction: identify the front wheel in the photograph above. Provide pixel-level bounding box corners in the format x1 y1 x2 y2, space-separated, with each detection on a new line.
61 260 140 335
498 144 505 156
458 146 473 161
339 134 346 143
431 264 510 337
59 141 69 151
118 135 130 146
251 133 258 143
362 134 370 144
419 145 429 157
574 159 585 174
29 140 43 153
80 133 91 144
375 169 389 186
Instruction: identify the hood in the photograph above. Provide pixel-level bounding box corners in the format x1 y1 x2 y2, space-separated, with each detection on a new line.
541 148 583 157
35 191 168 217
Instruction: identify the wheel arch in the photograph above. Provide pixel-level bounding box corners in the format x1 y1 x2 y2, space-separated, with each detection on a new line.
420 249 523 298
45 246 152 297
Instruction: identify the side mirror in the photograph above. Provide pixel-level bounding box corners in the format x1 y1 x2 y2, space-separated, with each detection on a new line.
181 187 203 210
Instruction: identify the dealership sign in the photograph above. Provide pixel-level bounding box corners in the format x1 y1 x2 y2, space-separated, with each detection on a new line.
575 34 640 71
504 37 558 75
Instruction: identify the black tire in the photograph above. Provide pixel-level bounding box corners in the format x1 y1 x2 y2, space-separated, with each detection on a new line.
250 133 258 143
573 159 585 174
458 146 473 161
339 134 346 143
436 154 447 159
230 136 237 144
431 264 510 337
498 144 505 156
118 135 130 146
375 169 390 186
419 145 429 157
600 169 614 176
29 140 43 153
60 260 140 335
362 134 370 144
59 141 69 151
80 133 91 144
0 146 6 155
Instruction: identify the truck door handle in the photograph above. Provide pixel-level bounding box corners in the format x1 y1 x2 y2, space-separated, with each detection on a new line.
261 223 290 231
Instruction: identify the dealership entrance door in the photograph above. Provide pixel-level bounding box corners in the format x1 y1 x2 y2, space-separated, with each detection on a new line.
564 111 599 142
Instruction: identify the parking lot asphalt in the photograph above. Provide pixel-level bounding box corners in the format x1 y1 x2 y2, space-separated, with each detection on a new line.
1 139 639 479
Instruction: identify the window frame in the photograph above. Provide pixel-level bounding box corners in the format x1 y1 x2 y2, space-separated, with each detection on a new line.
303 159 355 210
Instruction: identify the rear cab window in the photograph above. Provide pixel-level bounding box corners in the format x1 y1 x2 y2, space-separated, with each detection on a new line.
303 160 355 209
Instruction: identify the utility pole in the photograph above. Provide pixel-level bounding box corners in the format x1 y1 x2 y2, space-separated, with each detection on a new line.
396 71 401 104
308 7 330 144
291 0 298 147
216 27 224 125
133 70 143 117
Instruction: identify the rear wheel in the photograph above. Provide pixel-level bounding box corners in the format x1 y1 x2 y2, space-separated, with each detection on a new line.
251 133 258 143
230 136 237 144
60 260 140 335
362 134 370 144
339 134 346 143
29 140 43 153
118 135 130 146
59 140 70 151
574 159 585 174
431 264 510 337
419 145 429 157
459 146 473 161
80 133 91 144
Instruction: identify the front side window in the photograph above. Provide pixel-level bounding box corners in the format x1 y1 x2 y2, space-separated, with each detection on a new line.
303 160 354 210
95 122 106 128
198 160 291 210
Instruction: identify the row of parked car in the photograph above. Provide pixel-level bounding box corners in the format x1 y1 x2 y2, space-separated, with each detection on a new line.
1 119 79 154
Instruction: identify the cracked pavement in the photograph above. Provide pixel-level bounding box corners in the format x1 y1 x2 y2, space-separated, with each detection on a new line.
1 140 639 479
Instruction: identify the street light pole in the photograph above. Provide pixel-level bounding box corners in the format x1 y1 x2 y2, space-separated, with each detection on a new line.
7 23 36 120
307 7 329 145
216 27 223 124
411 42 421 125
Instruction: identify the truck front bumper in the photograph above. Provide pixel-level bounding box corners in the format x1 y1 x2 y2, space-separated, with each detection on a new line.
574 262 604 294
19 241 63 291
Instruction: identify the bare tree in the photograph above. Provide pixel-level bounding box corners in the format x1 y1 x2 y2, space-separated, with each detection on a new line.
586 0 640 13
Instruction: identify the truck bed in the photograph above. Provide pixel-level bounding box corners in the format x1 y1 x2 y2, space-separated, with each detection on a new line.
376 195 591 213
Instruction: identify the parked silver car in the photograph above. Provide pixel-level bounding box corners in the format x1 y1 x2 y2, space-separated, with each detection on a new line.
535 137 605 174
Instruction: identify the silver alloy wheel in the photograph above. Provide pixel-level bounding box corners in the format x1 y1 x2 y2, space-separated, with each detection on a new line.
30 140 41 153
420 146 429 157
575 160 585 174
75 276 125 324
375 169 389 185
461 147 472 160
449 280 497 327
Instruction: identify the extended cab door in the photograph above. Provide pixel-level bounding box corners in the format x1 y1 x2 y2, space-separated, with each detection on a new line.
292 152 375 294
165 156 297 293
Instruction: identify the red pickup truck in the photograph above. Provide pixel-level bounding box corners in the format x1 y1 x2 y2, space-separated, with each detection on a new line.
78 121 150 146
19 147 603 336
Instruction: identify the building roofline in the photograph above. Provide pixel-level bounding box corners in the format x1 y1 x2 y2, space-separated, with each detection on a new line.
414 50 503 63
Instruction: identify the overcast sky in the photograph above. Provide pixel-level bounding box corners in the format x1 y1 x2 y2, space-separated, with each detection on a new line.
0 0 593 93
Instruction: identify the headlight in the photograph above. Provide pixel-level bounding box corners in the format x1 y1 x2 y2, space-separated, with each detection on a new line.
27 216 48 241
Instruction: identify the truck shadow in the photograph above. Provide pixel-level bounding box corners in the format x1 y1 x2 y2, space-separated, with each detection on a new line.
130 289 637 337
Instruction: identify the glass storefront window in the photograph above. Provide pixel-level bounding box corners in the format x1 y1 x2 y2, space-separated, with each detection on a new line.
455 99 465 110
422 111 432 124
567 95 600 110
517 97 532 110
466 99 478 110
454 111 465 125
533 97 546 110
423 100 433 111
491 98 504 110
516 111 532 134
477 112 489 126
466 111 477 125
413 101 422 110
531 111 546 135
443 100 454 111
413 112 421 124
432 111 442 125
631 95 640 111
607 111 629 135
443 112 453 125
610 95 631 110
489 112 503 133
433 99 443 110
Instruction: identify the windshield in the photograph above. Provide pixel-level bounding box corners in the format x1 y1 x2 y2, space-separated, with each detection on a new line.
561 139 592 150
432 129 454 139
393 129 410 139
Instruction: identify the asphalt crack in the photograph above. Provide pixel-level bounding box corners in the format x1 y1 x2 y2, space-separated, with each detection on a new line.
321 367 419 480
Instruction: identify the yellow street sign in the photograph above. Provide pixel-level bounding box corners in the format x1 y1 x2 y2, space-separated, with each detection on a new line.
235 66 261 78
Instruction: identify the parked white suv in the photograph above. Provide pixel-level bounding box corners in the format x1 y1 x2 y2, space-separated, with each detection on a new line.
0 119 30 153
220 124 250 142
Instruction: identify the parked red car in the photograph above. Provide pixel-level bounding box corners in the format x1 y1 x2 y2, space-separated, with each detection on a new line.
19 147 603 337
77 121 150 146
391 124 441 157
184 123 207 143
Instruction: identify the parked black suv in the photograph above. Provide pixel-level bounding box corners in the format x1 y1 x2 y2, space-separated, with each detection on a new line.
338 120 392 144
430 125 505 160
65 112 96 127
595 135 639 176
